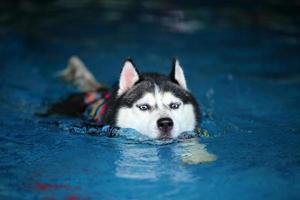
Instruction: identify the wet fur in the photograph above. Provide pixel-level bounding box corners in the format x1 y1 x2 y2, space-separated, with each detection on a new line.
41 56 217 164
103 73 200 126
44 56 200 138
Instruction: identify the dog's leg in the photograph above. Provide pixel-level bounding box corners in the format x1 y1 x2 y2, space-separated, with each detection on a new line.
36 93 87 117
57 56 107 92
180 138 217 164
37 56 108 117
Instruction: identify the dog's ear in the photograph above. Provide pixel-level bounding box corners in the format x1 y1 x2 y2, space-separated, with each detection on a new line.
118 58 139 96
170 58 188 90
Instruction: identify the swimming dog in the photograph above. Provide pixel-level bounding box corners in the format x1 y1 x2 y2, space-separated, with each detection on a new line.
44 56 199 140
42 56 217 164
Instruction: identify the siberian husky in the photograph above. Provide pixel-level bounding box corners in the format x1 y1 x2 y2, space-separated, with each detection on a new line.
42 56 216 163
107 59 200 139
45 56 199 140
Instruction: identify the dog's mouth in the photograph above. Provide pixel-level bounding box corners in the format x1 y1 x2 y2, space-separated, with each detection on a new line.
158 131 172 140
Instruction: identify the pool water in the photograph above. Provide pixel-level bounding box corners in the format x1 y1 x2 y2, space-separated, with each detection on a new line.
0 1 300 199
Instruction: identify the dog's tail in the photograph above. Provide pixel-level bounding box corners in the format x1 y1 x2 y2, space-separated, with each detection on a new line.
57 56 108 92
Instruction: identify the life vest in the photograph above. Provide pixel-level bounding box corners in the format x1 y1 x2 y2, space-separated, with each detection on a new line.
83 90 110 124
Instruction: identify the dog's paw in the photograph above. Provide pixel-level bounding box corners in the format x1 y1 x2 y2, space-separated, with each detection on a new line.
57 56 104 92
182 150 217 164
180 139 217 164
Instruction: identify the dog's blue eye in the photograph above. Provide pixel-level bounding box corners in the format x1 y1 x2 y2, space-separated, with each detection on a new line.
137 104 151 111
169 102 181 109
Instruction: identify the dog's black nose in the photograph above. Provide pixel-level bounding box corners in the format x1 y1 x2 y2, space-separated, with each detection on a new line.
157 117 173 133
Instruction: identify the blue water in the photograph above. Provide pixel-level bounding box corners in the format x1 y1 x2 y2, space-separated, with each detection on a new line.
1 2 300 199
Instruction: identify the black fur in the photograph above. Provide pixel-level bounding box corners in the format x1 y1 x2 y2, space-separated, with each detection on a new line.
37 93 86 117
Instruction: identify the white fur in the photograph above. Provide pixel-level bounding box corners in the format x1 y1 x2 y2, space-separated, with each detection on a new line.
116 85 196 139
118 61 139 96
174 59 188 90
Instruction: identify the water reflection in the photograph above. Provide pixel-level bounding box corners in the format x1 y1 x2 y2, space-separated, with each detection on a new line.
115 138 216 180
115 143 160 180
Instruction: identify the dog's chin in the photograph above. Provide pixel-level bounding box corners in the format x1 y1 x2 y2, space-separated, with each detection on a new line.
137 130 172 140
137 128 180 140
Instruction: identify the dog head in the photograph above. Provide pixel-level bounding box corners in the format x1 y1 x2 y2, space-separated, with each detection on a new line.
114 59 200 139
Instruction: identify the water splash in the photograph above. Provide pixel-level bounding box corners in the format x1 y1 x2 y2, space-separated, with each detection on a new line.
43 119 201 145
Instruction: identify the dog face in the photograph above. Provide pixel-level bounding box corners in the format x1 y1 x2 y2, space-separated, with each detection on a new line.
114 59 199 139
